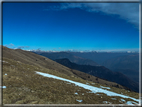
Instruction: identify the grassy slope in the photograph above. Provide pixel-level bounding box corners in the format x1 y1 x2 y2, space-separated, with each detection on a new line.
2 46 75 77
2 46 129 89
2 46 139 104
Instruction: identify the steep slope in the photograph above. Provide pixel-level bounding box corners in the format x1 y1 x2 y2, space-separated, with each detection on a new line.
2 46 139 104
55 58 139 92
2 57 139 104
2 46 75 77
2 46 126 89
35 52 99 66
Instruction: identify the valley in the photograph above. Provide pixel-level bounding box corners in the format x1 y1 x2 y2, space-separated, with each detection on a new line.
34 51 139 92
35 51 139 84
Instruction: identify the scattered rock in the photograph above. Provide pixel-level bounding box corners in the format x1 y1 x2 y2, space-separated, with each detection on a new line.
31 90 34 93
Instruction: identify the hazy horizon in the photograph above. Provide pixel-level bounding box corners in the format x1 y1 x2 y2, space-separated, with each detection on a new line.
2 45 139 53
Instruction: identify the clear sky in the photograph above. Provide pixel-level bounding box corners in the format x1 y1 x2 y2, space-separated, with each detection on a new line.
3 2 139 52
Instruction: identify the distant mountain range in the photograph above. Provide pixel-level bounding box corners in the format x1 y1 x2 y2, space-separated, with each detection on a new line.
35 52 99 66
102 54 139 83
70 52 138 65
55 58 139 92
102 54 139 71
35 51 139 83
71 52 139 83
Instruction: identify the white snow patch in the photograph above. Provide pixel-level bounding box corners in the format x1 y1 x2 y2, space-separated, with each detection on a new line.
0 86 6 88
111 98 117 100
76 99 83 102
100 85 110 89
35 71 139 104
126 101 138 105
5 73 7 75
0 60 8 63
82 93 84 95
120 99 126 102
74 92 78 95
103 101 112 104
103 101 108 104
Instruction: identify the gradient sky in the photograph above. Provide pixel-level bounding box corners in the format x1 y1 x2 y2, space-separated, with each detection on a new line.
3 2 139 51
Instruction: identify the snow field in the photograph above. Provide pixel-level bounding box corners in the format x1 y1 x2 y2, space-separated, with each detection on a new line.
35 71 140 105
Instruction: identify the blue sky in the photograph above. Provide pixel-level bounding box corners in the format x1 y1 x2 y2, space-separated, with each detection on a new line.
3 2 139 52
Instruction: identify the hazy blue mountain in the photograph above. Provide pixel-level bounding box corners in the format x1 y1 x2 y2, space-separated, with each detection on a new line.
71 52 138 65
34 52 99 66
101 54 139 83
55 58 139 92
35 51 139 84
70 52 139 83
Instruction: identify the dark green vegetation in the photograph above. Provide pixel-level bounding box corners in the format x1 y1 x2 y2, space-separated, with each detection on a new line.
2 46 139 104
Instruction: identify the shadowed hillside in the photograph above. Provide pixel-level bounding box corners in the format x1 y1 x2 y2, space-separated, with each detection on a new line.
55 58 139 92
34 52 99 66
102 54 139 83
34 51 139 83
69 52 139 84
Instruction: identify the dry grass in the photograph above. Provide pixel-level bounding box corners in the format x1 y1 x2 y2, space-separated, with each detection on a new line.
2 46 134 91
2 57 139 104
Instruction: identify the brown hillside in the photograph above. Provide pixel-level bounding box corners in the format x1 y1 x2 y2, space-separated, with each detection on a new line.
3 46 74 76
2 46 130 89
2 46 139 104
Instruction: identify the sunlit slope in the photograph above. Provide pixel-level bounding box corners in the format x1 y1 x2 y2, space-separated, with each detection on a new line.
3 46 76 76
2 46 127 88
2 57 139 104
2 46 139 104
